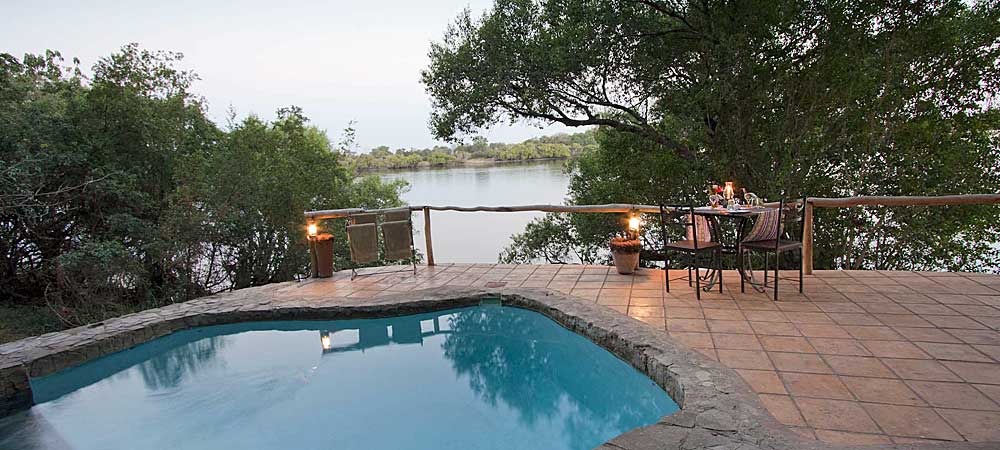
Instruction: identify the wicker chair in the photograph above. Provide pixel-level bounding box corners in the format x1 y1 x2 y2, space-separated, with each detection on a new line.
659 204 723 300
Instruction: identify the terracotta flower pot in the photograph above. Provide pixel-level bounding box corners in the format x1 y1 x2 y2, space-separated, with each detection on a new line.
612 250 640 275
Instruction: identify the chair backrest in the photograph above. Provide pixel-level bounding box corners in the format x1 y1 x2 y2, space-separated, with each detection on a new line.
742 197 805 244
345 209 416 264
780 197 807 243
743 207 781 242
346 223 378 263
659 204 713 246
381 219 414 261
349 213 378 225
383 208 411 223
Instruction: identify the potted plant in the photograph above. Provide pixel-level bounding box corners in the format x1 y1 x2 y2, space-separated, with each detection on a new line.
610 236 642 275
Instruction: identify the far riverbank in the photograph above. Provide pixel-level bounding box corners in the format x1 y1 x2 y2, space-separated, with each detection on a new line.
357 157 569 173
378 160 570 263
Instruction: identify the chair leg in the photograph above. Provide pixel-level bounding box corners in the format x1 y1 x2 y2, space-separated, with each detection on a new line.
694 254 701 301
798 250 804 293
688 265 693 287
764 252 771 286
774 251 780 301
717 248 723 293
665 256 670 293
739 247 745 294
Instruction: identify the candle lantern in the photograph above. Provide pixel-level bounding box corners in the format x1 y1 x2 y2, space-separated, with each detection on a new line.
627 214 641 239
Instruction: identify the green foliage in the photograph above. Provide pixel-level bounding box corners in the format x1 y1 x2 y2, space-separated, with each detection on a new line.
175 107 368 290
499 214 578 264
0 46 404 337
430 1 1000 271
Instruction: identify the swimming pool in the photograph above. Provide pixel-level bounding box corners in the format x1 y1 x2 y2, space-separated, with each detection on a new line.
0 305 678 450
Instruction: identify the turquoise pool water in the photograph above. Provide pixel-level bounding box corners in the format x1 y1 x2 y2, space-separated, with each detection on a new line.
0 306 678 450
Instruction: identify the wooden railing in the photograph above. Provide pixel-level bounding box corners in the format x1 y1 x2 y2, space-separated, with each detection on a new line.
800 194 1000 274
304 204 663 267
303 203 666 220
305 194 1000 274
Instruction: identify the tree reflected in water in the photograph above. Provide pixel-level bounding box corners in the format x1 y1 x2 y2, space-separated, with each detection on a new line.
441 307 673 448
137 336 227 390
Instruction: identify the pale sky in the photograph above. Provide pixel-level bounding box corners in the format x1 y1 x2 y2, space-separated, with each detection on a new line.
2 0 572 150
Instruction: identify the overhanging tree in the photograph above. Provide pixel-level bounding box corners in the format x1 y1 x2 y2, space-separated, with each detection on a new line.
422 0 999 175
424 0 1000 270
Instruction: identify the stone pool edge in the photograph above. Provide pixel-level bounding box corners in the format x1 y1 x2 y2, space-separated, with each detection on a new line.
0 284 993 450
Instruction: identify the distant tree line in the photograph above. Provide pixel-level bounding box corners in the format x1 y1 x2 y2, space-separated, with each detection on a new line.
0 45 405 340
348 130 598 170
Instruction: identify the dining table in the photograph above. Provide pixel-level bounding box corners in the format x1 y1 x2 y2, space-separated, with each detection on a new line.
691 205 771 292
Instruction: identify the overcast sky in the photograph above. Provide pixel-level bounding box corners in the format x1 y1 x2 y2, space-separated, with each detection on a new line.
2 0 571 150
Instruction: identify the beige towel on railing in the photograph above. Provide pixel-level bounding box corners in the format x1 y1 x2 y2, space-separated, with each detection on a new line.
383 208 410 223
350 213 378 225
347 223 378 263
381 220 413 261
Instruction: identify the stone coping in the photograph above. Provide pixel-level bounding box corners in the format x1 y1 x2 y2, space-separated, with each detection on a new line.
0 284 996 450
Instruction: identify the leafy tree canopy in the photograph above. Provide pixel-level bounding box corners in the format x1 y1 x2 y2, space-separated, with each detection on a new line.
424 0 1000 270
425 0 999 174
0 45 404 339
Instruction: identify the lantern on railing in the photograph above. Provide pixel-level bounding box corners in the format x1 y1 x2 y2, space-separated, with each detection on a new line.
307 222 318 238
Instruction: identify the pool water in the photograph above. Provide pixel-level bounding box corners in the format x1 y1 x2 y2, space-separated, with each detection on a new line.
0 306 678 450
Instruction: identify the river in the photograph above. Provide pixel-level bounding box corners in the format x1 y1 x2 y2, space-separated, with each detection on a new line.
380 161 571 263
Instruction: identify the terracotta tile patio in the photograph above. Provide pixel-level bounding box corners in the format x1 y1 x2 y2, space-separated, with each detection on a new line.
291 263 1000 446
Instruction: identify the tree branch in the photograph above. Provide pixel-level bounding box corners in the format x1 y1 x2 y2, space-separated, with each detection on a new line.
496 98 694 159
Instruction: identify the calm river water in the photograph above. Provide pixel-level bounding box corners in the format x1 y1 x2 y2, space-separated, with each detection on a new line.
380 161 570 263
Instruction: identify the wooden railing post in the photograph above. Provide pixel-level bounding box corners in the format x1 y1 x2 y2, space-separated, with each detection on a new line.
423 207 435 266
803 199 814 275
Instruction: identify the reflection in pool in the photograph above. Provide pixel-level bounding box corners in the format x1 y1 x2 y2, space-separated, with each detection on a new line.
0 306 678 450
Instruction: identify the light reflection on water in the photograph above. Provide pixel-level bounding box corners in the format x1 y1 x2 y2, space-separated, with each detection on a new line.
0 306 677 450
380 161 571 263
